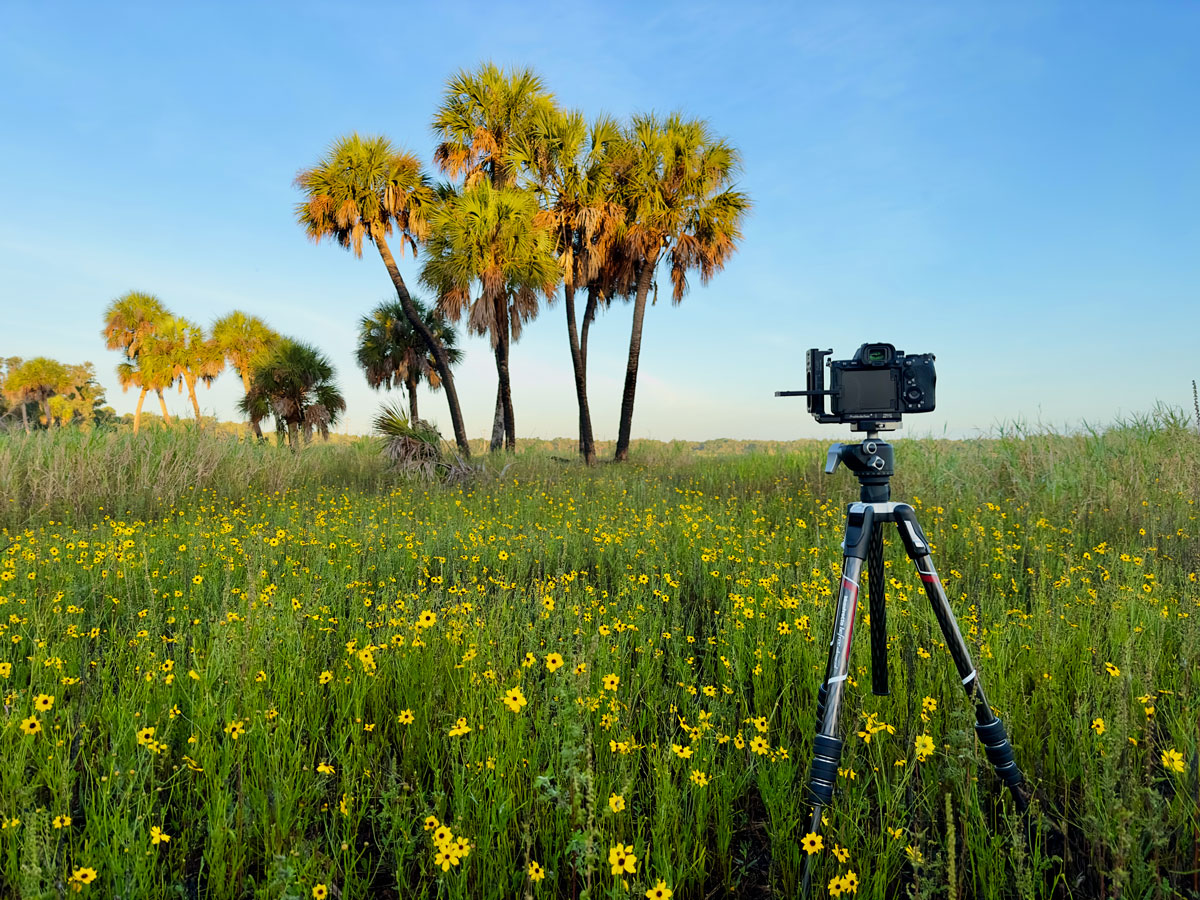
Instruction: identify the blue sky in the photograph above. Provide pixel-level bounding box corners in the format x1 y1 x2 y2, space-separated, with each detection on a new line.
2 1 1197 441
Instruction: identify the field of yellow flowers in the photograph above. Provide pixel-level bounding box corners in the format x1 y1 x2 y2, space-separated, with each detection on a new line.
0 422 1197 898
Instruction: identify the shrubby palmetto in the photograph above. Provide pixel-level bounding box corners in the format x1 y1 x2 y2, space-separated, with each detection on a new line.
373 400 444 479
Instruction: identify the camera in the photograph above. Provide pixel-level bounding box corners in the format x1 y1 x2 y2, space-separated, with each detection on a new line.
777 342 935 430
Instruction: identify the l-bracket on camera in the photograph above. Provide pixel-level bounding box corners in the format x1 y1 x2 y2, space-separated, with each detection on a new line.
777 342 936 432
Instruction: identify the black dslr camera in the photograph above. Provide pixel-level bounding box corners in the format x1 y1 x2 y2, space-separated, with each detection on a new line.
777 343 935 431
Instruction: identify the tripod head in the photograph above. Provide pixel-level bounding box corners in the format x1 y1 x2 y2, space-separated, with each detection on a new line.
825 432 894 504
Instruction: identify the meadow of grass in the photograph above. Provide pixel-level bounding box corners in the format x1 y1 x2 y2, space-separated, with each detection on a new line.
0 413 1197 898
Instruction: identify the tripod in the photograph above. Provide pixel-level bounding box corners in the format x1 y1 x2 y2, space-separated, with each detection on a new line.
800 432 1028 892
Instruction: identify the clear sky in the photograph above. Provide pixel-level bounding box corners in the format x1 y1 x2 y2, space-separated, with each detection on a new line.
2 1 1197 441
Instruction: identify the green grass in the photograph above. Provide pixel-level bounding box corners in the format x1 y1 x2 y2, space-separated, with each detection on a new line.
0 416 1197 898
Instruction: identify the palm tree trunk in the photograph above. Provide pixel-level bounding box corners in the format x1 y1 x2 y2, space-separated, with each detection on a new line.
580 284 600 378
406 373 420 422
287 421 300 451
373 230 470 457
20 401 28 433
490 388 504 451
156 390 173 425
497 296 516 452
185 375 203 426
134 387 147 434
564 283 596 465
615 260 657 462
240 370 262 439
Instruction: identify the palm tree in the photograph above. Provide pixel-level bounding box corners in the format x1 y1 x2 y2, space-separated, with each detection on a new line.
295 133 471 457
420 181 559 452
115 357 152 432
239 339 345 450
5 357 68 429
1 357 28 431
116 343 177 431
357 298 462 423
514 108 626 464
611 114 751 461
102 291 171 433
212 311 280 437
102 291 169 357
157 316 223 426
432 62 557 446
433 62 556 189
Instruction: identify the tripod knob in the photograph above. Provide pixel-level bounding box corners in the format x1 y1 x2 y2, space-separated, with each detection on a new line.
869 456 886 471
825 445 845 475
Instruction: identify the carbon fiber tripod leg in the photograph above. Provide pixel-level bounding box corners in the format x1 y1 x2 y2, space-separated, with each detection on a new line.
802 505 873 898
893 505 1028 810
868 523 888 696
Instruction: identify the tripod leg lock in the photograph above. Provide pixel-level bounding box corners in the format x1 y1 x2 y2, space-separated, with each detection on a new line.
806 734 844 806
975 719 1023 788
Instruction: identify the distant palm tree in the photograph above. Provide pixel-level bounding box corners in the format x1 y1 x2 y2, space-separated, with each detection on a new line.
611 114 750 461
514 108 625 464
115 357 152 432
1 357 27 431
420 181 559 452
357 298 461 423
157 316 223 426
102 291 171 433
239 339 345 450
296 133 471 457
116 349 176 432
5 357 68 430
212 311 280 437
102 291 169 357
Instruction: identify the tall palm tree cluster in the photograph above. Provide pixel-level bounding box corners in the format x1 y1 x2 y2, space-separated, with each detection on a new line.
1 356 107 432
305 61 750 462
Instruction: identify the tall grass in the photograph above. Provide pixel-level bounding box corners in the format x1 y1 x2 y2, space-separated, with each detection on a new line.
0 427 389 529
4 410 1197 544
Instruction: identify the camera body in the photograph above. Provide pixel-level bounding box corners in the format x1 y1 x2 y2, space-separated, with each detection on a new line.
777 342 936 430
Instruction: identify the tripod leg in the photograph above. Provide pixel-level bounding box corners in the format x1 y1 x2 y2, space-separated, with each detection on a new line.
801 506 874 898
893 505 1028 811
868 522 888 696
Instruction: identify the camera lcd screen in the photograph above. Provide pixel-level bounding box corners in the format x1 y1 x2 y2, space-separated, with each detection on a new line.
836 369 898 415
